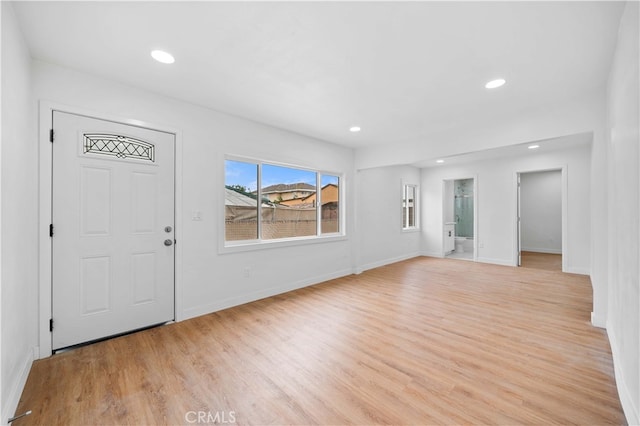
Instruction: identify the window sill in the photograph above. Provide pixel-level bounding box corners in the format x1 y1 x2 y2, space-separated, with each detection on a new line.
402 227 421 233
220 233 348 254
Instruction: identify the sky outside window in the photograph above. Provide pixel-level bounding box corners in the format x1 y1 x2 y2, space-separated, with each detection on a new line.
226 160 320 191
225 160 257 191
261 164 316 189
321 174 338 187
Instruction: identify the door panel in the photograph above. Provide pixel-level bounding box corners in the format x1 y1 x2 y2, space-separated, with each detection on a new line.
132 252 157 305
80 256 111 314
131 172 157 233
52 111 175 350
81 166 112 236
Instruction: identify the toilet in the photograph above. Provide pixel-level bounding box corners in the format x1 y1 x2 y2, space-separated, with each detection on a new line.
454 237 466 253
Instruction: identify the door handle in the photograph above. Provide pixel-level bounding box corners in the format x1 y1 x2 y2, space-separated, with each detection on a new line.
164 239 173 246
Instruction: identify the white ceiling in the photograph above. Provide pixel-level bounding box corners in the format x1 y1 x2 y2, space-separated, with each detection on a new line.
415 132 593 168
13 1 625 152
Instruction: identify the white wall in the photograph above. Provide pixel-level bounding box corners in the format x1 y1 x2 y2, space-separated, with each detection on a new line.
520 170 562 254
421 144 590 273
32 60 356 338
590 103 609 328
356 165 421 272
604 2 639 424
1 2 38 422
443 180 454 224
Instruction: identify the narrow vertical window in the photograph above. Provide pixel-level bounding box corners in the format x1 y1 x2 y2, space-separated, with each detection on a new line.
403 184 418 230
320 174 340 234
225 160 258 241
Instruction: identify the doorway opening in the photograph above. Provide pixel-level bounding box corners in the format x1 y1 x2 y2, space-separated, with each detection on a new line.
517 169 563 271
443 177 476 261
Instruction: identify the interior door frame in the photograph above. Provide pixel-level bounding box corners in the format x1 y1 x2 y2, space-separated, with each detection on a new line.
514 166 567 271
517 173 522 266
38 101 184 358
441 175 478 261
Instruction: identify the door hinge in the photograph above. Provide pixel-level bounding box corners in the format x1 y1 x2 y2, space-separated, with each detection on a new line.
49 129 54 143
49 224 54 237
49 318 53 332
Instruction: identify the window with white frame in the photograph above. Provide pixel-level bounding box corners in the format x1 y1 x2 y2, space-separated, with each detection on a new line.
403 184 418 230
224 158 342 245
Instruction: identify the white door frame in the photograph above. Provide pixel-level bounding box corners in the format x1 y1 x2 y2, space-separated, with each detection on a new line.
38 101 184 358
513 166 567 271
517 173 522 266
441 175 478 261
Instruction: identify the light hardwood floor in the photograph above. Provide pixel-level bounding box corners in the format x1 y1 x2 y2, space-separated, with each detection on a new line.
521 251 563 272
15 257 625 425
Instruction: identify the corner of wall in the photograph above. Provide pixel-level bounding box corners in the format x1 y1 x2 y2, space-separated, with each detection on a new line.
358 252 422 274
590 311 606 328
1 348 34 425
1 1 38 423
421 251 444 259
563 266 591 276
606 323 640 426
182 267 354 321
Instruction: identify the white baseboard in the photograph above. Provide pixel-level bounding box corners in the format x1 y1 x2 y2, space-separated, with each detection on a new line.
521 247 562 254
1 348 34 425
356 252 421 274
421 251 444 258
476 256 515 267
563 266 590 275
182 268 353 320
183 253 425 320
590 311 607 328
606 323 639 426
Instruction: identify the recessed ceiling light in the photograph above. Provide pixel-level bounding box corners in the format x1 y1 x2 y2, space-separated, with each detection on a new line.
436 159 444 163
151 50 175 64
528 144 540 150
485 78 506 89
349 126 361 133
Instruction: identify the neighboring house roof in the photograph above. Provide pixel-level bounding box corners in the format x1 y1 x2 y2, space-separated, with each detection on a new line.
225 187 270 207
280 183 338 206
260 182 316 194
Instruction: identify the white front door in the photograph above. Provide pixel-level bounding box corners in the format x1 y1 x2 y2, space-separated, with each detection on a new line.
52 111 175 350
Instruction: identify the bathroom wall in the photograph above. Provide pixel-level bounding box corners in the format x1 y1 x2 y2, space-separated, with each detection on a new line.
520 170 562 254
454 178 474 238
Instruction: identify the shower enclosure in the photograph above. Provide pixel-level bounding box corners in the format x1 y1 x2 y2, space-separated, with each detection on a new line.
454 178 474 238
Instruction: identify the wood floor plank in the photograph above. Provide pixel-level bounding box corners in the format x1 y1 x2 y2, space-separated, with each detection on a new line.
521 251 563 271
15 256 625 425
